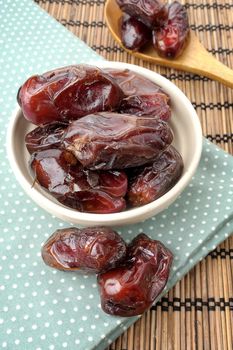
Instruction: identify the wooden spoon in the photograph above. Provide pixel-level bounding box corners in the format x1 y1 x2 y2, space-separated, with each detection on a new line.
105 0 233 89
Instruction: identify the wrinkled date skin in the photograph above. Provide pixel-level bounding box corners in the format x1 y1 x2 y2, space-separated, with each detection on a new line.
98 233 173 316
58 190 126 214
103 68 166 97
30 149 77 194
63 112 173 170
41 227 127 272
152 1 190 58
78 170 128 198
119 93 171 120
120 13 151 51
117 0 167 28
127 146 183 206
18 65 123 125
103 69 171 120
30 149 127 213
25 121 68 154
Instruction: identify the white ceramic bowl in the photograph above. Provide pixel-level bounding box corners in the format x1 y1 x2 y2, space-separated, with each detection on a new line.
7 61 202 226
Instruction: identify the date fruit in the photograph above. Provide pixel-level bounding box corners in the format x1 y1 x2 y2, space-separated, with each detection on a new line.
42 227 127 272
152 1 189 58
104 68 166 97
30 149 126 213
119 93 171 120
79 170 128 198
58 190 126 214
117 0 167 28
104 69 171 119
127 146 183 206
18 65 123 125
98 233 173 316
30 148 77 194
63 112 173 170
120 14 151 51
25 121 68 154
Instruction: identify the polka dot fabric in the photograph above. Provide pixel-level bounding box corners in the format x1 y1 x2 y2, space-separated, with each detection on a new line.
0 0 233 349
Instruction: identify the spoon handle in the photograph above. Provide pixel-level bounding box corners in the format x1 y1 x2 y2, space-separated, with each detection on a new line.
181 36 233 89
203 59 233 89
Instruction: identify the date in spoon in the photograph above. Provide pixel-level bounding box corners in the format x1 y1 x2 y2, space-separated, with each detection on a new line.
105 0 233 89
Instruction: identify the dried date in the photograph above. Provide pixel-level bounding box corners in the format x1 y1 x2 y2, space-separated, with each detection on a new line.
127 146 183 206
30 149 126 213
120 14 151 51
30 149 76 195
80 170 128 198
63 112 173 170
42 227 127 272
59 190 126 214
152 1 190 58
103 68 166 96
18 65 123 125
119 93 171 120
25 121 68 154
116 0 167 28
104 69 171 119
98 233 173 316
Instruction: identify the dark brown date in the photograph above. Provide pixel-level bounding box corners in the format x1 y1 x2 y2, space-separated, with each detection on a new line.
41 227 127 272
30 149 127 213
63 112 173 170
152 1 189 58
103 68 166 96
127 146 183 206
25 121 68 154
119 93 171 120
98 233 173 316
116 0 167 28
30 149 76 195
78 170 128 198
59 190 126 214
120 14 151 51
104 69 170 119
18 65 123 125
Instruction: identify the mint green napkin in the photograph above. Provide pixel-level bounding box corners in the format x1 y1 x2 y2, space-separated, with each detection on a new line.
0 1 233 349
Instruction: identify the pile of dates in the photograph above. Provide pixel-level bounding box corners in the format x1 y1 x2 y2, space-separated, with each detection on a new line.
117 0 190 58
42 226 173 316
18 64 183 214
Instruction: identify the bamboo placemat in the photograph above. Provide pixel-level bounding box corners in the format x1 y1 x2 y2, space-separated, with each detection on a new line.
34 1 233 349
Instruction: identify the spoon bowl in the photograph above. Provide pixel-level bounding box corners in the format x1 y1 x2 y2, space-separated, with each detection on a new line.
105 0 233 88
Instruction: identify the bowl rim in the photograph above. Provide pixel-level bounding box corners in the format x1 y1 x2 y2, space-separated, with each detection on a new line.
7 61 203 226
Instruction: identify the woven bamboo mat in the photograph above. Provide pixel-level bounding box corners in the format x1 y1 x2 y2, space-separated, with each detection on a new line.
34 1 233 349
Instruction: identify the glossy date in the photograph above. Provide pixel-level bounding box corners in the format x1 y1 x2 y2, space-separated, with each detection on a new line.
103 69 171 119
120 14 151 51
18 65 123 125
63 112 173 170
30 149 127 213
117 0 167 27
25 121 68 154
127 146 183 206
98 233 173 316
41 227 127 272
119 93 171 120
152 1 190 58
103 68 166 97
